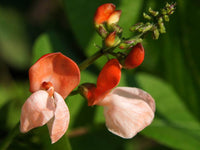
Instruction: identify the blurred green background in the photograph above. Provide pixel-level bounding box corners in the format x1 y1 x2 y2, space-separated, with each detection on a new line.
0 0 200 149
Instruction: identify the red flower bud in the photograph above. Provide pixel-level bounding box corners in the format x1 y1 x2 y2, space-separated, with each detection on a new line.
105 31 121 47
105 31 115 47
107 10 121 25
124 43 145 69
94 3 116 25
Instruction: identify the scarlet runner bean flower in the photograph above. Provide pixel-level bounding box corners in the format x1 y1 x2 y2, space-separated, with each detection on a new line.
80 58 155 138
20 52 80 143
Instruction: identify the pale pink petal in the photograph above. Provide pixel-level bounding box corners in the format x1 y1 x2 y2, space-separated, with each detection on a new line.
20 90 55 133
100 87 155 138
47 92 70 144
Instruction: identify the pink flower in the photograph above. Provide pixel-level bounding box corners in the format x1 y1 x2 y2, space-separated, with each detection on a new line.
81 59 155 138
20 52 80 143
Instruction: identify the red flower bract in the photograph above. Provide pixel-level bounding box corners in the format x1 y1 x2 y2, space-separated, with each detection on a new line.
29 52 80 99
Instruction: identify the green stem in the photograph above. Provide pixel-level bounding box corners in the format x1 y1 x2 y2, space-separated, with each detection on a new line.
0 122 20 150
78 49 104 71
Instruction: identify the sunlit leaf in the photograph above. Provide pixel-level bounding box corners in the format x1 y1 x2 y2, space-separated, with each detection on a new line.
143 118 200 150
134 72 200 149
32 33 53 63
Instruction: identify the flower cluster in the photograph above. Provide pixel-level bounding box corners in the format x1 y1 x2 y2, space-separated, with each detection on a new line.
80 3 155 139
20 3 157 144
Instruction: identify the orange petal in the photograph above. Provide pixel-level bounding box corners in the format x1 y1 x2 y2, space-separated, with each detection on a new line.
85 59 121 106
29 52 80 99
97 59 121 92
94 3 116 25
47 92 70 144
20 90 55 133
124 43 145 69
105 32 116 47
101 87 155 138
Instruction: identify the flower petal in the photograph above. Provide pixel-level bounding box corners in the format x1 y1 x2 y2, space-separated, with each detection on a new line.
86 59 121 106
20 90 55 133
94 3 116 25
29 52 80 99
47 92 70 144
124 43 145 69
101 87 155 138
97 59 121 93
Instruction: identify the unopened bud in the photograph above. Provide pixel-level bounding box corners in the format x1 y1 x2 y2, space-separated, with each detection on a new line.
105 32 121 47
94 3 116 26
138 23 153 33
158 17 166 33
153 28 160 39
107 10 121 25
163 15 169 22
130 22 144 32
149 8 159 16
98 24 108 38
124 43 145 69
143 12 152 20
111 24 123 34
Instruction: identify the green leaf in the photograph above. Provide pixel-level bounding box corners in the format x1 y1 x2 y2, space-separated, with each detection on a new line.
134 72 200 149
143 118 200 150
32 33 53 64
0 7 30 69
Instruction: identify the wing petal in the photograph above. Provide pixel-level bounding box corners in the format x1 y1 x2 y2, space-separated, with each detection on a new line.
102 87 155 138
47 92 70 144
20 90 55 133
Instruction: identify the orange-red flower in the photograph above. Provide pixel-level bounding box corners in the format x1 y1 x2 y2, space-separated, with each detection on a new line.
124 43 145 69
94 3 116 25
94 3 121 26
82 58 121 106
81 58 155 139
20 52 80 143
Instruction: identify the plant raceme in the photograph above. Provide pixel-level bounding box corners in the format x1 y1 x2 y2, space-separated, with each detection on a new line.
18 2 176 144
79 59 155 139
20 53 80 143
